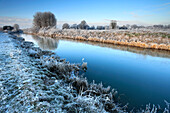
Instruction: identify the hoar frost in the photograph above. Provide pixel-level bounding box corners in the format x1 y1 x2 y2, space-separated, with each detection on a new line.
0 32 169 113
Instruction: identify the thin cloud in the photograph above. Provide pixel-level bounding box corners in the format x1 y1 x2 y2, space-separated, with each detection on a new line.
130 12 140 18
130 12 154 19
152 2 170 12
0 16 32 28
158 2 170 7
129 2 170 17
0 17 77 29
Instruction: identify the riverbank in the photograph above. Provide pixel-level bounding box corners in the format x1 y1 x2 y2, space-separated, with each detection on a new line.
23 28 170 51
1 32 170 112
0 33 126 112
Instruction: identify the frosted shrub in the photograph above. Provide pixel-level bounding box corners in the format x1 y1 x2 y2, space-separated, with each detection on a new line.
62 23 70 29
13 24 19 31
33 12 57 32
31 26 40 33
110 20 117 29
46 27 57 35
79 20 89 29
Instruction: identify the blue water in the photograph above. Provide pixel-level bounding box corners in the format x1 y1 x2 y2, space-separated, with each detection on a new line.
20 34 170 109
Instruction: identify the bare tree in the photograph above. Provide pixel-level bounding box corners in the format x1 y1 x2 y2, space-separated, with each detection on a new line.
62 23 70 29
33 12 57 28
13 24 19 31
33 12 42 28
110 20 117 29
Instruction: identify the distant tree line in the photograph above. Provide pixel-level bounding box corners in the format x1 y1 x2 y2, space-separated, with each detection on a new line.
152 24 170 29
129 24 170 29
62 20 117 30
31 11 170 31
2 12 170 32
63 20 90 30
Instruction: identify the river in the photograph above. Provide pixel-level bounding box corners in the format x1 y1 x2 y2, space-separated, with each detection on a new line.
18 33 170 110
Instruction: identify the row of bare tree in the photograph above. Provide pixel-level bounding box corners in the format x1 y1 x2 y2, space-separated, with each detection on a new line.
62 20 117 30
33 12 117 30
33 12 170 30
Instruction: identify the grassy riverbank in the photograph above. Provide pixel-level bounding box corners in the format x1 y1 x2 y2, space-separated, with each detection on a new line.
23 28 170 51
0 33 125 112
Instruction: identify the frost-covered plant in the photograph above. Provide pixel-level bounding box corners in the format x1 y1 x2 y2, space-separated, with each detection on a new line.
110 20 117 29
13 24 19 31
33 12 56 28
81 58 87 71
62 23 70 29
79 20 89 29
6 33 170 112
31 26 40 33
136 102 170 113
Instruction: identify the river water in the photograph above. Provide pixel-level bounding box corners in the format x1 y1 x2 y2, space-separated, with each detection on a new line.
19 34 170 109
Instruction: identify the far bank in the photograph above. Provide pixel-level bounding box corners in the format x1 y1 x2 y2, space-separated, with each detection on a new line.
23 28 170 51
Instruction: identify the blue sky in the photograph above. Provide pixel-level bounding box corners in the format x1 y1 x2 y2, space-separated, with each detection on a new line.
0 0 170 28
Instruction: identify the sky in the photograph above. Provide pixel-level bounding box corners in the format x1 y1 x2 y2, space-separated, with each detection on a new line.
0 0 170 28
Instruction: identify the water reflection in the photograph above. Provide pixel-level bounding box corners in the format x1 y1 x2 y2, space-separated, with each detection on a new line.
32 35 59 50
18 34 170 58
15 34 59 51
61 38 170 58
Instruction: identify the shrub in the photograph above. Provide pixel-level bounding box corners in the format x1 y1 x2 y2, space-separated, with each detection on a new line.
62 23 70 29
78 20 89 29
3 26 14 31
13 24 19 31
70 24 78 29
96 26 105 30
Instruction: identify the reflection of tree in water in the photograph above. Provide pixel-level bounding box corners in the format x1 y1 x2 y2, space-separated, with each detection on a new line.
32 35 59 50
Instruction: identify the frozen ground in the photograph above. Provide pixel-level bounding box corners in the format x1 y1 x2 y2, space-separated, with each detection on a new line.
0 33 124 112
0 32 169 113
0 33 71 112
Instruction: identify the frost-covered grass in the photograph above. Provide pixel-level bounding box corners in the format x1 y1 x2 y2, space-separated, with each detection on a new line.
0 33 124 112
0 32 170 112
23 28 170 51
